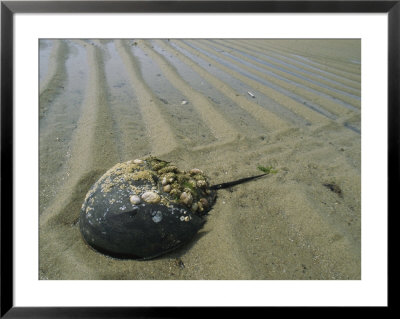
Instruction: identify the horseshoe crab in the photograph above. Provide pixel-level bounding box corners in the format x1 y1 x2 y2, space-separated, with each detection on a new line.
79 156 266 259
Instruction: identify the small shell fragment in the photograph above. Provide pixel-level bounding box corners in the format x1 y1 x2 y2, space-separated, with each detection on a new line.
152 211 163 223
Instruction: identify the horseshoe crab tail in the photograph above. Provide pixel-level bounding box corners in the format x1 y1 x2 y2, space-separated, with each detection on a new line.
209 173 267 190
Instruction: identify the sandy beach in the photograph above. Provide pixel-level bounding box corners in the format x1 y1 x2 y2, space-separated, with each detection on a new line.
39 39 361 280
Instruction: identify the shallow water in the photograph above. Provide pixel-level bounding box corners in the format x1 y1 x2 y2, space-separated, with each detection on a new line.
218 40 361 95
39 40 53 84
207 40 361 105
184 40 342 121
129 41 217 147
151 40 270 137
39 40 88 211
169 40 308 127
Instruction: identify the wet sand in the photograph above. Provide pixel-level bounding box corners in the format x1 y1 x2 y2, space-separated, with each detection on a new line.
39 39 361 280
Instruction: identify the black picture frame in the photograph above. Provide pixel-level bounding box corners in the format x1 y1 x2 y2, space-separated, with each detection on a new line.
1 1 396 317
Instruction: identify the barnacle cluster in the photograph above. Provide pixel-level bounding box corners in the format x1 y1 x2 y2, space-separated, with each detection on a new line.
83 156 215 217
143 156 215 215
